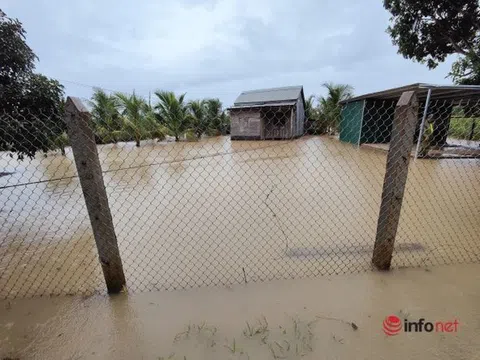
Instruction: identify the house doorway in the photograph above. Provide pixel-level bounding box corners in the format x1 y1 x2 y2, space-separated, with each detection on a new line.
262 107 292 139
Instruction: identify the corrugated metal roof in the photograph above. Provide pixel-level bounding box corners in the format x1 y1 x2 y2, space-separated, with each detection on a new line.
234 86 303 105
228 101 297 110
341 83 480 104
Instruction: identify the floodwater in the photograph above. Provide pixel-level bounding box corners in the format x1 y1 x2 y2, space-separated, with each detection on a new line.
1 136 479 298
1 264 480 359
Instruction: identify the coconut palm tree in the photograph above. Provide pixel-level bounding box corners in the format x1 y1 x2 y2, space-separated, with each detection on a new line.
305 95 316 117
304 95 320 134
143 101 167 142
115 92 148 147
188 100 209 139
89 89 123 143
318 83 353 134
154 91 190 141
205 98 230 135
218 111 231 135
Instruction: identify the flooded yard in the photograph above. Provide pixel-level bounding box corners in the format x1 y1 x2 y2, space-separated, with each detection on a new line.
1 136 479 298
2 264 480 359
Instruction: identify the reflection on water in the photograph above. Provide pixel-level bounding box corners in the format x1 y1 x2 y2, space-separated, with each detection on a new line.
1 136 479 298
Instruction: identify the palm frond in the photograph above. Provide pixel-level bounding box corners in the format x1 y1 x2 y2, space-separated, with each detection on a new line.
154 91 190 141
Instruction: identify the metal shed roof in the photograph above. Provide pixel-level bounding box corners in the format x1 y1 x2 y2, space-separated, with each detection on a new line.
233 86 303 106
228 101 297 110
341 83 480 104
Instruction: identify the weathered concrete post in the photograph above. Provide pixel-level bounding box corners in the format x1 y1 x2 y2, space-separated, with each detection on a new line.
64 96 126 293
372 91 418 270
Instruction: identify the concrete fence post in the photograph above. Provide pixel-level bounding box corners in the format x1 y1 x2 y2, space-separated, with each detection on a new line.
64 96 126 293
372 91 419 270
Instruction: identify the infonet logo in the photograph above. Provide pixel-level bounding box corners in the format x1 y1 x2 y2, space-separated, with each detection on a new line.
383 315 459 336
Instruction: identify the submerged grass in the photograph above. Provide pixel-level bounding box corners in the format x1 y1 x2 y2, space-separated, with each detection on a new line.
163 313 359 359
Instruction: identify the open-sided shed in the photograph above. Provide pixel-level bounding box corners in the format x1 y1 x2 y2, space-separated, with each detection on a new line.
339 83 480 157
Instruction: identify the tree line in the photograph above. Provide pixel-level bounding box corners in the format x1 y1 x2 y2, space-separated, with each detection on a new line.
0 8 230 159
4 0 480 160
89 89 230 147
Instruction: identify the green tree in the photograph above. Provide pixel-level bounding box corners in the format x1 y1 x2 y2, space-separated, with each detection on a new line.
384 0 480 84
318 83 353 134
205 98 230 135
89 89 123 143
143 101 167 141
154 91 190 141
219 112 231 135
0 9 65 159
450 52 480 84
305 95 316 119
115 92 149 147
304 95 320 134
188 100 209 139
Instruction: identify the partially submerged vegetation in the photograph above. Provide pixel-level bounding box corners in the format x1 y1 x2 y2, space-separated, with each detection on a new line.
305 83 354 135
165 316 316 359
162 314 358 359
89 89 230 146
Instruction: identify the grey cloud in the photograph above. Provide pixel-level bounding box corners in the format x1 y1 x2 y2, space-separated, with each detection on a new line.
2 0 456 106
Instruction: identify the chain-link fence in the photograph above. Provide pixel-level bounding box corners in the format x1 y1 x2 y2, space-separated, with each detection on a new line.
0 105 104 298
394 96 480 269
1 87 479 299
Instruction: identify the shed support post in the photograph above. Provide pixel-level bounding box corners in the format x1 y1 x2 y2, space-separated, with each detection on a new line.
372 91 419 270
414 88 432 160
64 96 126 293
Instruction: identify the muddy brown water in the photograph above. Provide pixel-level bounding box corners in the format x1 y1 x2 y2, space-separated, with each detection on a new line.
1 264 480 359
1 136 479 298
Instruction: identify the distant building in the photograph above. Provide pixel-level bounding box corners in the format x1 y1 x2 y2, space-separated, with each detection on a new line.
229 86 306 140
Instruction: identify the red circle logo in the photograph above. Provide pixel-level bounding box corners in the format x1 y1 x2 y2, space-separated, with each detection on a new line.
383 315 402 336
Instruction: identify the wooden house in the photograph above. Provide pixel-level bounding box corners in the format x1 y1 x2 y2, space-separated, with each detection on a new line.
229 86 306 140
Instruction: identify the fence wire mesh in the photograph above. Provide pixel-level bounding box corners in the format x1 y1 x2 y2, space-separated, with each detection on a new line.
394 97 480 268
1 90 479 299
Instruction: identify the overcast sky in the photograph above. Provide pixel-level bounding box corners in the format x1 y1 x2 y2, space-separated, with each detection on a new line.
4 0 456 106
